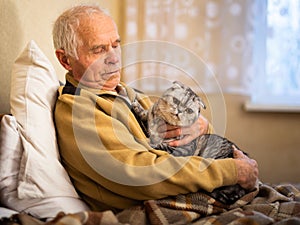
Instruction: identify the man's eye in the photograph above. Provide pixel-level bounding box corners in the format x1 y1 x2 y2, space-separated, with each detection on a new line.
112 43 120 49
113 39 121 48
93 47 105 54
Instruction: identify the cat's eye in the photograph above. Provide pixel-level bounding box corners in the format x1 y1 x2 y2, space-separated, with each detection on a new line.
185 108 194 114
172 97 180 105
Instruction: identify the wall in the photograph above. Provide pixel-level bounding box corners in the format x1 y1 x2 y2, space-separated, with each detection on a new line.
0 0 121 114
0 1 299 185
223 94 300 184
201 94 300 184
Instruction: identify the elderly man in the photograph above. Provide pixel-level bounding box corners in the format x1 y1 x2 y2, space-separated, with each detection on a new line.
53 4 258 212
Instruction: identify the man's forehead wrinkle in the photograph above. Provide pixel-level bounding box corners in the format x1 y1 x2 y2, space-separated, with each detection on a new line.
78 14 119 47
88 32 120 48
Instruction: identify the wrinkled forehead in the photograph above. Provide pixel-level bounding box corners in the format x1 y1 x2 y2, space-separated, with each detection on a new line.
78 13 119 45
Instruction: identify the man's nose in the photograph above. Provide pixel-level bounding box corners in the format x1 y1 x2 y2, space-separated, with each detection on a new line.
104 48 119 65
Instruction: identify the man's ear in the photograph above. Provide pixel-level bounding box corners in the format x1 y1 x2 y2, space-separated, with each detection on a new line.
55 49 72 71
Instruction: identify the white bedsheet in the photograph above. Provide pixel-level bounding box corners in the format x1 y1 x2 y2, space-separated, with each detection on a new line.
0 207 18 218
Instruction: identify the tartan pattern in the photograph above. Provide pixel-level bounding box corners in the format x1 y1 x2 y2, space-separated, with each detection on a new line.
2 183 300 225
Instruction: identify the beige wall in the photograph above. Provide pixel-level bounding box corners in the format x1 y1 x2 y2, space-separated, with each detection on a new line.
0 1 299 185
223 94 300 184
0 0 121 114
202 94 300 184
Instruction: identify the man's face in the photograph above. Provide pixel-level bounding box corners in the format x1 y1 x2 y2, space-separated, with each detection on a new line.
68 13 121 91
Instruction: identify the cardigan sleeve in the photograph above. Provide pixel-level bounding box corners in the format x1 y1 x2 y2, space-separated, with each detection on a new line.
55 85 238 210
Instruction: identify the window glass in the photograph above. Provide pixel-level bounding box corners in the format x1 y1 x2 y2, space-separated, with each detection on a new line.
253 0 300 105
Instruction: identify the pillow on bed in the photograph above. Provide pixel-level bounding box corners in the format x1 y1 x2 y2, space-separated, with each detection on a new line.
8 40 89 218
0 115 89 219
0 115 23 211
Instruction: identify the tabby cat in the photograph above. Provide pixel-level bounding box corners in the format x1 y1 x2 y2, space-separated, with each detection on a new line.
131 81 248 205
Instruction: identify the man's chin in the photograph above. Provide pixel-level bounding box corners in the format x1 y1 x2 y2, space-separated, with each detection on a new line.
102 76 120 91
79 77 120 91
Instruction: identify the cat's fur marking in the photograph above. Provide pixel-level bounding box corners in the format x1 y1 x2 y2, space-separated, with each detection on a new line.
148 81 206 147
144 81 248 205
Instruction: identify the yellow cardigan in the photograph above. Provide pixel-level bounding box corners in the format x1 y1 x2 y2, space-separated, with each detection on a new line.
54 74 238 212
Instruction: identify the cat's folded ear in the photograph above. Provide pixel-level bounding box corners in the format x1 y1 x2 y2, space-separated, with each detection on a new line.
173 80 184 88
198 98 206 110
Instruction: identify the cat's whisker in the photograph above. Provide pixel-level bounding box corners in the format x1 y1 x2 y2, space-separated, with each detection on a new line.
132 80 248 205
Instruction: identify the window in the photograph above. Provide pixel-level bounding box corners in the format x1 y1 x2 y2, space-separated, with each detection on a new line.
122 0 300 111
122 0 256 96
249 0 300 110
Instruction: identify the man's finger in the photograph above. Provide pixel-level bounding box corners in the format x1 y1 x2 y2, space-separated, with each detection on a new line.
168 135 192 147
162 128 181 139
233 149 245 159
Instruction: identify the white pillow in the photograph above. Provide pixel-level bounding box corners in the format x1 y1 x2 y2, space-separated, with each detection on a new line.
8 40 90 218
0 207 19 218
0 115 90 219
0 115 22 210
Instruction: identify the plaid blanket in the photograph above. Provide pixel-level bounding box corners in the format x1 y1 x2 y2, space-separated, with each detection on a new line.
2 182 300 225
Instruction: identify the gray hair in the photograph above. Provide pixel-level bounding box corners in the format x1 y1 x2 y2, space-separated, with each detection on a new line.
52 4 110 59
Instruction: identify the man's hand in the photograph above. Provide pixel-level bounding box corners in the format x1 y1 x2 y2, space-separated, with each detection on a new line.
233 147 259 190
157 115 209 147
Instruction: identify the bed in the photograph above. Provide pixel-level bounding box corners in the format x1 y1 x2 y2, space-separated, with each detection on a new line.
1 41 300 225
